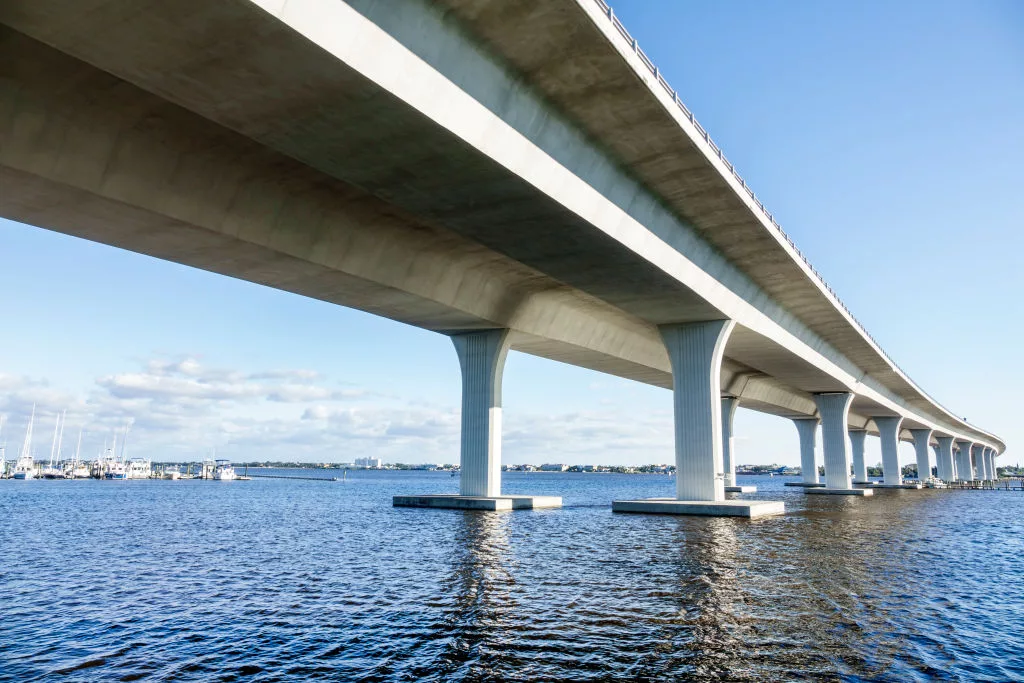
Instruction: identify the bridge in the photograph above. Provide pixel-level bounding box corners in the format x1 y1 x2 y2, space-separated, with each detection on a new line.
0 0 1004 516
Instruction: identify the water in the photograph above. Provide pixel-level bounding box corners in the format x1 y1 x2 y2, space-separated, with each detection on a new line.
1 472 1021 682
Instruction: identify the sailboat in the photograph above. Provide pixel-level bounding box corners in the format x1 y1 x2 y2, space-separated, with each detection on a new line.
119 420 149 480
103 431 126 480
13 405 37 480
69 426 90 479
41 410 66 479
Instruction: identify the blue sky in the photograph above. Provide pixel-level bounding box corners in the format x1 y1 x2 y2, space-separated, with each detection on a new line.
0 0 1021 467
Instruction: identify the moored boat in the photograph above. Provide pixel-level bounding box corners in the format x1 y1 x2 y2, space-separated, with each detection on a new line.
212 459 237 481
12 405 37 480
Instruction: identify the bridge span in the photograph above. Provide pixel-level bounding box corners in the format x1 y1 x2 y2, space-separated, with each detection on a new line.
0 0 1004 515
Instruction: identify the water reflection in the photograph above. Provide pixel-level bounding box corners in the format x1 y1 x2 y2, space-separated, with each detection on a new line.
660 517 748 680
422 511 515 680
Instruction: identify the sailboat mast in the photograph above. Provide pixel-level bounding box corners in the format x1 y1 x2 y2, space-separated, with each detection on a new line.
121 421 131 462
21 404 35 461
55 410 66 464
49 411 60 467
74 426 83 467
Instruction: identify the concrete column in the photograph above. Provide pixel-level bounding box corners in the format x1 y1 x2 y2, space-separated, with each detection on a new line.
814 393 855 490
874 416 904 485
849 429 868 483
452 329 510 497
909 429 933 482
793 418 820 484
987 449 997 481
954 440 973 481
660 320 735 502
721 396 739 487
971 444 985 481
935 436 955 482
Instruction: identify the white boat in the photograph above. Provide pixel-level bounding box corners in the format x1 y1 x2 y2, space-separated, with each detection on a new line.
125 458 151 480
12 405 37 480
162 466 181 480
68 427 90 478
923 476 948 489
104 461 127 480
212 459 236 481
40 409 66 479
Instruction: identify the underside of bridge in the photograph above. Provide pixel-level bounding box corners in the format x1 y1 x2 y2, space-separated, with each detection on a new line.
0 0 1003 510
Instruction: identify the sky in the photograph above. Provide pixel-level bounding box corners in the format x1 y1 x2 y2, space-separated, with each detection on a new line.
0 0 1021 467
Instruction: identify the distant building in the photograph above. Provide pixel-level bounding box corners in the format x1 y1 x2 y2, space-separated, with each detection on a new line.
539 463 569 472
355 456 383 469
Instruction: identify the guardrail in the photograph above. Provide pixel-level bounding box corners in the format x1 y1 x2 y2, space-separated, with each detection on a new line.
590 0 919 387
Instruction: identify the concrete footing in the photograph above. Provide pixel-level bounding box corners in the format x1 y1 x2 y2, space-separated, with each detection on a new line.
806 487 874 496
869 483 923 490
784 481 825 487
612 498 785 518
725 485 757 493
393 495 562 510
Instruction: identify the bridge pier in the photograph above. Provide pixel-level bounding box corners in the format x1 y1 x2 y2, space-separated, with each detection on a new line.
910 429 933 482
971 444 985 481
955 440 974 482
987 448 997 480
850 428 869 484
935 436 956 482
394 329 561 511
614 321 782 517
806 393 871 495
873 416 904 486
720 396 755 493
973 444 988 481
786 417 822 487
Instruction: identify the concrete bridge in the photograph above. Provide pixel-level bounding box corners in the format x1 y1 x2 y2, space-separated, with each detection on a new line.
0 0 1004 515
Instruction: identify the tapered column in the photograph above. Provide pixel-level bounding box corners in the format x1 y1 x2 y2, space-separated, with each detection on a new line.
452 329 510 497
909 429 933 481
660 320 735 502
793 418 820 484
873 416 904 485
935 436 955 482
849 429 868 483
721 396 739 487
954 440 973 481
971 445 986 481
814 393 854 490
989 450 998 480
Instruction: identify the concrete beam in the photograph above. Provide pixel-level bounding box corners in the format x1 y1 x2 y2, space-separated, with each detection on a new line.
909 428 933 481
793 418 820 485
721 396 739 488
955 440 974 482
814 393 855 490
452 329 510 497
849 428 868 483
874 416 904 485
660 320 734 502
935 436 956 482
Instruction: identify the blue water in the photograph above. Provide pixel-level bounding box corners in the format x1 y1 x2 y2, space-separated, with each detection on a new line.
1 472 1021 681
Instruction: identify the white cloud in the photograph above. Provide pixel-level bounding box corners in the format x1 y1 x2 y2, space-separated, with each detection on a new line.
0 356 677 466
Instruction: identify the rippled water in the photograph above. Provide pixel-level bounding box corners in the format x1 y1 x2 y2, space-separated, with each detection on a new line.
1 471 1021 682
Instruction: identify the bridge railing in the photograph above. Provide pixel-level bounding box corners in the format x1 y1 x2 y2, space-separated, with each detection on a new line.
590 0 921 390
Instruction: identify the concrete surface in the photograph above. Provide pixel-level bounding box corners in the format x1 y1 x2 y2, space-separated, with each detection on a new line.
612 498 785 518
0 0 1004 456
806 488 874 496
393 495 562 510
